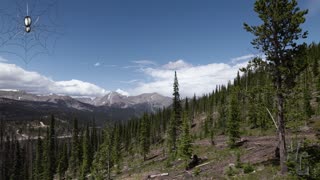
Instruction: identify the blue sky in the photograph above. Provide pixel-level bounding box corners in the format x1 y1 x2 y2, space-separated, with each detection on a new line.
0 0 319 97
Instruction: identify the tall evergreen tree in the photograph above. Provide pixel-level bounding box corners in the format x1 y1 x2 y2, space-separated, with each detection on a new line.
227 91 240 148
178 111 192 167
91 118 98 152
81 125 93 179
218 94 228 133
92 125 113 179
112 125 122 173
172 71 182 150
166 111 176 160
48 115 56 179
244 0 308 173
185 97 191 124
312 55 319 77
42 128 50 180
68 118 80 176
34 131 43 180
303 86 313 119
11 140 23 180
140 114 150 161
57 143 68 179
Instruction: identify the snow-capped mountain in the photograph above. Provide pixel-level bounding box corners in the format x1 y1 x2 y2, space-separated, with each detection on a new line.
0 90 94 111
0 90 172 122
78 92 171 110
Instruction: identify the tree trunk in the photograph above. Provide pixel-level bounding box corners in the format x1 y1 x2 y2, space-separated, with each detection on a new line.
277 92 288 174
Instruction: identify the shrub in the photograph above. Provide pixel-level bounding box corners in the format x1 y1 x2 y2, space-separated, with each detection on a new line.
193 167 201 176
235 151 242 168
226 166 238 176
243 163 254 174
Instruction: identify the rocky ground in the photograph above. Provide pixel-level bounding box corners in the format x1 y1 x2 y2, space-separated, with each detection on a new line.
118 131 317 180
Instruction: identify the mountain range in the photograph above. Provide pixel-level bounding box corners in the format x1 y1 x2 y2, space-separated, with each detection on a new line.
0 90 172 123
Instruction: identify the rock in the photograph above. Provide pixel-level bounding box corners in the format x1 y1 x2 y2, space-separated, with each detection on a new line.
186 155 199 170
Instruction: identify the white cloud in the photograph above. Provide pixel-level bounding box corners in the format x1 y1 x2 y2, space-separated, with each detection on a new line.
94 62 101 67
231 54 255 64
129 59 248 97
0 62 109 97
104 64 117 67
116 89 130 96
162 59 192 70
123 60 157 69
132 60 157 66
120 79 140 84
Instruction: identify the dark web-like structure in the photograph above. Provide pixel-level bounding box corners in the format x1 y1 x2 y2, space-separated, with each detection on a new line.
0 0 62 64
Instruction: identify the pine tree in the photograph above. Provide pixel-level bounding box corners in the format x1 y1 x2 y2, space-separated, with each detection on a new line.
313 55 319 77
218 96 227 133
304 87 313 119
140 114 150 161
192 94 197 124
68 118 80 176
185 97 191 124
91 125 113 179
112 125 122 173
42 128 50 180
244 0 308 173
11 140 23 180
248 92 258 128
172 71 182 148
48 115 56 179
57 143 68 179
81 125 92 179
166 111 176 160
178 111 192 167
21 144 28 180
91 118 98 152
34 131 43 180
227 91 240 148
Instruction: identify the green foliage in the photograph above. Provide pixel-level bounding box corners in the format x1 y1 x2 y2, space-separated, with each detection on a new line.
244 0 308 174
227 90 240 148
11 140 23 180
42 128 50 180
81 125 93 179
91 127 114 180
287 139 320 179
243 163 254 174
57 143 68 179
303 87 313 119
68 118 81 176
34 132 43 180
178 111 193 167
140 114 150 161
112 124 122 173
311 162 320 179
193 167 201 176
172 71 182 150
48 115 56 179
226 166 238 177
235 151 242 168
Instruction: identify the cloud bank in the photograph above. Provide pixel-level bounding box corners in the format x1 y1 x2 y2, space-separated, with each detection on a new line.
0 54 254 98
129 57 252 97
0 62 109 97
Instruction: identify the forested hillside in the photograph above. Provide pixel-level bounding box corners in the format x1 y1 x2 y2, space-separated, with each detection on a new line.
1 42 319 179
1 0 320 179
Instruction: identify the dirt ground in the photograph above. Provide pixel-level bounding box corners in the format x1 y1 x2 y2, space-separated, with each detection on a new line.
118 131 317 180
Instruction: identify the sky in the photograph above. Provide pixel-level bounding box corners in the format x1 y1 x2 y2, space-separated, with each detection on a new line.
0 0 319 98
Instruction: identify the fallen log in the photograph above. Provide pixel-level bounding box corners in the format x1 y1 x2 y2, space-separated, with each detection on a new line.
148 173 169 179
